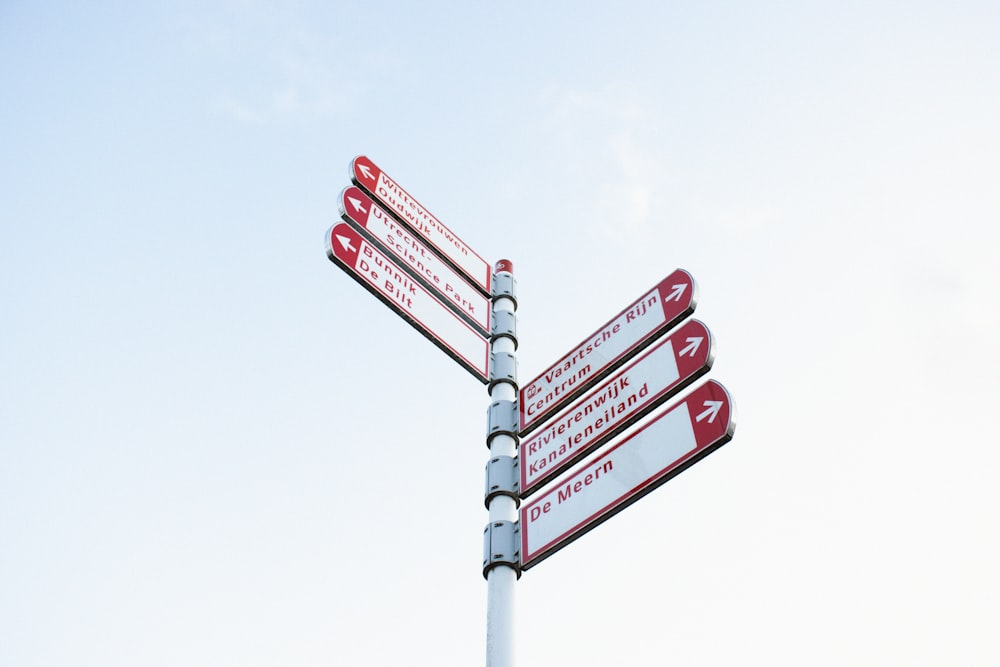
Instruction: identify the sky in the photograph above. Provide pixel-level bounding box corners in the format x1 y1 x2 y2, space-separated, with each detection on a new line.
2 1 999 665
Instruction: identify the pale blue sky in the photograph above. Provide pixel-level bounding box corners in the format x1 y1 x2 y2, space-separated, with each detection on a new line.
2 2 998 665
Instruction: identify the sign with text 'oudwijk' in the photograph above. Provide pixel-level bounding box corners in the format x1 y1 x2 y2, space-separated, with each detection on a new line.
339 185 491 336
351 156 492 296
519 319 714 497
325 222 489 383
520 380 736 569
519 269 697 436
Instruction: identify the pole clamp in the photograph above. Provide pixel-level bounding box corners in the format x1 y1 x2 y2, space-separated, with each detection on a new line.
488 352 518 393
491 272 517 309
485 455 520 507
490 310 518 350
486 399 518 447
482 520 521 579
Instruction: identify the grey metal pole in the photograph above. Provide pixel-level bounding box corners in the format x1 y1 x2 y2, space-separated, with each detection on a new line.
484 259 519 667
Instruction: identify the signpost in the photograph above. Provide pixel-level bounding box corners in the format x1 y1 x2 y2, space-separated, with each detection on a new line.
519 269 697 436
339 185 492 335
519 380 735 570
519 319 714 497
351 155 492 296
325 221 490 383
325 155 739 667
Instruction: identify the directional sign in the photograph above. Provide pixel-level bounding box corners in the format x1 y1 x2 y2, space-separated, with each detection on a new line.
520 319 714 497
351 156 492 296
325 222 489 383
519 269 697 436
520 379 735 569
339 186 492 335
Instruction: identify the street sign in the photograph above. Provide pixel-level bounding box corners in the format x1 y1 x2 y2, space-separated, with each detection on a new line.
339 186 492 336
325 222 490 383
351 156 492 296
519 379 735 570
519 269 697 436
520 319 714 497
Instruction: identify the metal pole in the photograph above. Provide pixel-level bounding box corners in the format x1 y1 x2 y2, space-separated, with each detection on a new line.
485 259 519 667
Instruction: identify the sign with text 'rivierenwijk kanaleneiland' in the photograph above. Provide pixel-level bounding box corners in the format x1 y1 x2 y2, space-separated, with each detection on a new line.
519 380 736 570
519 269 697 436
325 222 489 383
519 318 714 497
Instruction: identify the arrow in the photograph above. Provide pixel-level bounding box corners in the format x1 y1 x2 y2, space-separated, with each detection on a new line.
335 234 357 254
347 195 367 215
665 283 687 302
679 336 703 357
357 163 375 181
696 400 723 423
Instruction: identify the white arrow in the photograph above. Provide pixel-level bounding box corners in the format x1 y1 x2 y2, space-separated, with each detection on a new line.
335 234 358 254
696 400 723 423
679 336 703 357
357 164 375 181
666 283 687 302
347 195 367 215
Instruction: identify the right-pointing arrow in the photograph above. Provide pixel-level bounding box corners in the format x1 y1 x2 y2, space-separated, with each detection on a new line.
666 283 687 302
679 336 703 357
696 400 723 423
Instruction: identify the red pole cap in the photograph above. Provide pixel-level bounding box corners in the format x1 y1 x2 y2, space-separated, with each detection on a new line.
495 259 514 274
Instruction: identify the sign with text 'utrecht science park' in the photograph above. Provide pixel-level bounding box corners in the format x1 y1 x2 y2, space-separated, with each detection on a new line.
339 185 491 336
520 380 736 570
519 319 714 497
351 155 492 296
519 269 697 436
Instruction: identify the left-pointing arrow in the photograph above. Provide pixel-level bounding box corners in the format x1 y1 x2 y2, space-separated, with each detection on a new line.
335 234 357 254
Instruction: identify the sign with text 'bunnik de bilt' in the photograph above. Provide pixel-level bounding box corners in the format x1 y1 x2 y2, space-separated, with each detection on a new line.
519 269 697 436
520 379 736 569
325 222 489 383
339 185 491 336
351 156 492 296
519 319 714 497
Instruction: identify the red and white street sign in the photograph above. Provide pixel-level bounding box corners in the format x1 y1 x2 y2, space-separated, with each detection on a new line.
520 380 735 569
351 156 492 296
339 186 491 335
519 269 697 436
325 222 489 383
520 319 714 497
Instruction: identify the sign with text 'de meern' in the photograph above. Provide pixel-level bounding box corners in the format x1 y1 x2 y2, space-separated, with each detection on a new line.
519 319 714 497
339 186 492 336
519 380 736 570
519 269 697 436
325 222 489 384
351 156 492 296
